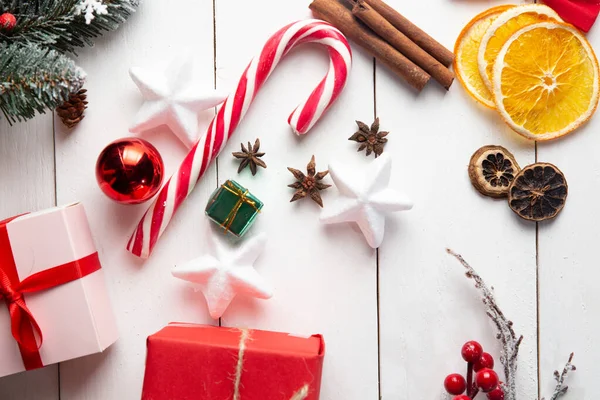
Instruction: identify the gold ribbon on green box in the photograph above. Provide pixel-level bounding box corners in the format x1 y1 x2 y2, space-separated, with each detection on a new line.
205 180 263 237
220 181 260 233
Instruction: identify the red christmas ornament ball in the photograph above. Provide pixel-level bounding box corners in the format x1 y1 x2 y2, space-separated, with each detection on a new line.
474 352 495 372
461 340 483 363
476 368 499 392
487 387 505 400
0 13 16 30
96 138 164 204
453 396 471 400
444 373 466 395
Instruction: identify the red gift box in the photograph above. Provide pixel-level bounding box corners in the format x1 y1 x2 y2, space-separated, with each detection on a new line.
142 323 325 400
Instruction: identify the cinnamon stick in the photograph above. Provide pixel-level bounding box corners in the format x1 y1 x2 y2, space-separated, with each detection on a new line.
351 0 454 89
309 0 430 91
360 0 455 67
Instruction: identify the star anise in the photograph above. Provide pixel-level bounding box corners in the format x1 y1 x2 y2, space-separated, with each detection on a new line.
287 155 331 207
349 118 388 157
232 138 267 176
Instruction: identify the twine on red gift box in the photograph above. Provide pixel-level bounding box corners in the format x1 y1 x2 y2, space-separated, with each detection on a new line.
233 329 310 400
233 328 251 400
289 385 310 400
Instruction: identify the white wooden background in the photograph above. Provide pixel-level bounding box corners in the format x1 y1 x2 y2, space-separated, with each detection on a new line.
0 0 596 398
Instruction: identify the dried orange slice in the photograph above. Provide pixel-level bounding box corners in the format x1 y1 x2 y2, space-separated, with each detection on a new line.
454 5 515 108
478 4 561 92
492 22 599 140
508 163 567 221
468 145 520 198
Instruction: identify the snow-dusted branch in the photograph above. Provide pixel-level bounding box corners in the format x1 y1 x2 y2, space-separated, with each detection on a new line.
542 353 576 400
446 249 575 400
446 249 521 400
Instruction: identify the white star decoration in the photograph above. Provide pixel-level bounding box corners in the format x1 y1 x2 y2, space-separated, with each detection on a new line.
320 153 413 248
172 230 272 319
129 54 227 148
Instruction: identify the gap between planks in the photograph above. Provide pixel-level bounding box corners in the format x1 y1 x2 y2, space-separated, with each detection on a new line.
533 0 541 397
213 0 223 330
52 107 62 400
373 57 382 400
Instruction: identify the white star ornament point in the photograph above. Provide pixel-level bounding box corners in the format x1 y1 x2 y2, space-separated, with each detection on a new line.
320 154 413 248
172 231 272 319
129 54 227 148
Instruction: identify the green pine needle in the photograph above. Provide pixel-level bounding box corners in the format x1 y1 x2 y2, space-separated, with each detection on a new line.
0 0 139 122
0 42 86 123
0 0 140 54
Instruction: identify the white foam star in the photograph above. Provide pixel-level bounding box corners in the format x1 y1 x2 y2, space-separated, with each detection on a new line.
129 53 227 148
320 153 413 248
172 230 272 319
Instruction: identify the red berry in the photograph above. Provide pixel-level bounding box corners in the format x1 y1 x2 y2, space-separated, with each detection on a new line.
487 387 505 400
453 396 471 400
0 13 16 31
476 368 499 392
474 352 495 372
444 373 466 395
461 341 483 363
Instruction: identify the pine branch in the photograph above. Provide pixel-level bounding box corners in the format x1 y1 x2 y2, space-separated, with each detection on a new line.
0 0 139 54
446 249 577 400
0 42 86 123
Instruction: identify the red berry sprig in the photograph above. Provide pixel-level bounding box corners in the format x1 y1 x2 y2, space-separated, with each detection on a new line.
443 341 505 399
0 12 16 31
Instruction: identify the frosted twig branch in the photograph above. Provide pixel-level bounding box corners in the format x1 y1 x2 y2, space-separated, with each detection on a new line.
541 353 576 400
446 249 576 400
446 249 521 400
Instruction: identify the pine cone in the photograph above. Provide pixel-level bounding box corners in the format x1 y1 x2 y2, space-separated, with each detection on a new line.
56 89 88 128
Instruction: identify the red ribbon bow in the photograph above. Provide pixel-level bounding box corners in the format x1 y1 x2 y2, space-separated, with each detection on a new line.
0 215 102 370
544 0 600 32
0 267 44 354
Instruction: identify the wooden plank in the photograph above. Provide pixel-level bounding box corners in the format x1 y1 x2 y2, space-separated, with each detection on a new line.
376 1 538 398
0 115 59 399
214 1 379 399
537 25 600 400
53 1 217 398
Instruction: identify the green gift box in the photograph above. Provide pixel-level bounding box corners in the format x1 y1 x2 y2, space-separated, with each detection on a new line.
205 180 263 237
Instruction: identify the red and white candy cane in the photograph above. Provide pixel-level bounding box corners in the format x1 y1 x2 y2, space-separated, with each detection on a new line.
127 19 352 258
